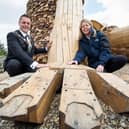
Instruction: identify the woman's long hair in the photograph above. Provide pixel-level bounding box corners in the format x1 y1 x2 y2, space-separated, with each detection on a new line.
79 19 96 40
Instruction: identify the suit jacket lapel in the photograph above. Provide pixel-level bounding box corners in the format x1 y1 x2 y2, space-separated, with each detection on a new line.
14 30 27 42
16 30 33 45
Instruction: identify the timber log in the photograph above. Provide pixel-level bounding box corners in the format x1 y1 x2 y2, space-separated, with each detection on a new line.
91 20 129 60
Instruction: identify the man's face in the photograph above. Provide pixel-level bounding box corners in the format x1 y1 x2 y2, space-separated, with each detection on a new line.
19 16 31 33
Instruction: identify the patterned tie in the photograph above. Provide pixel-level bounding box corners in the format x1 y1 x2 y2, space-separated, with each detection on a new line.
25 35 32 53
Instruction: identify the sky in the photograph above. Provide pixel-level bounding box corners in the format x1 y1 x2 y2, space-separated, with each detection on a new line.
84 0 129 27
0 0 28 46
0 0 129 47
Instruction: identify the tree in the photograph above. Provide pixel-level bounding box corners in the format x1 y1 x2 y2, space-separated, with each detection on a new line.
0 41 7 56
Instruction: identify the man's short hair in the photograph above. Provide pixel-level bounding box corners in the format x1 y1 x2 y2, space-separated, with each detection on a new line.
19 14 31 21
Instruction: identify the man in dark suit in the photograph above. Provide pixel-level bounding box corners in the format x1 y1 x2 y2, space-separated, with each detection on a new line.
4 14 51 76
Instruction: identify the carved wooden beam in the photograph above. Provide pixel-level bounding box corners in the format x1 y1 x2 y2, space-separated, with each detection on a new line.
59 69 102 129
88 70 129 113
0 68 62 123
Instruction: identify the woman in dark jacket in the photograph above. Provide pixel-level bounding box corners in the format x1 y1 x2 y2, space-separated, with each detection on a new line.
69 19 127 72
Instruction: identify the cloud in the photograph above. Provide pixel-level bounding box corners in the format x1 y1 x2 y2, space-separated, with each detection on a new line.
0 0 28 46
85 0 129 27
0 0 28 24
0 24 17 47
0 0 28 8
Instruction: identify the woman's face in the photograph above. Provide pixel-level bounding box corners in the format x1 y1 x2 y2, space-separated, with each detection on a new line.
81 22 91 35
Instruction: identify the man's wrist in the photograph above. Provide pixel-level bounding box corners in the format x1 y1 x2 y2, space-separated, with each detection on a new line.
30 61 39 69
45 47 48 51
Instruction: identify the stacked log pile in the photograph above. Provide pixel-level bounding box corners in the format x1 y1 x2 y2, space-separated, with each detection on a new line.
26 0 57 63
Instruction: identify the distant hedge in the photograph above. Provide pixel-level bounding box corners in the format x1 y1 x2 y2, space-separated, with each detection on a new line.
0 42 7 56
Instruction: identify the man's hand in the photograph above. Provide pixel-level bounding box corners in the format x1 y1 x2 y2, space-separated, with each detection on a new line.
68 60 78 65
46 41 52 50
96 65 104 72
36 63 49 68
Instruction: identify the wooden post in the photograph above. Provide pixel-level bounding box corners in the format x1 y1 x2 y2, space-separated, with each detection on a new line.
48 0 83 64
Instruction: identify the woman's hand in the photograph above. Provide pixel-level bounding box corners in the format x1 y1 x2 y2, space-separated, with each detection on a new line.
68 60 78 65
96 65 104 72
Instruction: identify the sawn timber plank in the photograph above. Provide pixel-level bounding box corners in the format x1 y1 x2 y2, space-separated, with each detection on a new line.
59 69 102 129
88 70 129 113
0 68 62 123
0 72 9 82
0 73 32 98
49 63 94 71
